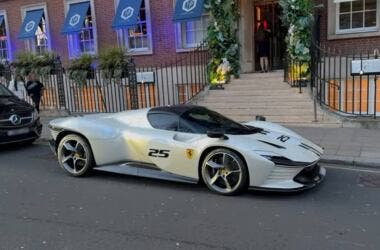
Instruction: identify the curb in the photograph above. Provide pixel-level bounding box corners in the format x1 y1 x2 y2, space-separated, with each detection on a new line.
321 156 380 170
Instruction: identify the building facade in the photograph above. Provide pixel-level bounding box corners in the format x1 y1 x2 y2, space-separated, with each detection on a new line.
0 0 378 71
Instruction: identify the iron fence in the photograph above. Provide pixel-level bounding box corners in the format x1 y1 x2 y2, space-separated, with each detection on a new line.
0 43 209 114
310 43 379 119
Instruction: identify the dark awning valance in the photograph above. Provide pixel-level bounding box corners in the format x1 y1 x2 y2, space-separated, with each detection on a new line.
112 0 143 28
61 1 90 34
173 0 204 22
18 9 44 39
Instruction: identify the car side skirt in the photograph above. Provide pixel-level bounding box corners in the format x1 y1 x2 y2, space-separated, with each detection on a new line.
94 162 198 184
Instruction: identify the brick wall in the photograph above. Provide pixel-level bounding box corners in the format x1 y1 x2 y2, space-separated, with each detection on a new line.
317 0 380 55
0 0 189 67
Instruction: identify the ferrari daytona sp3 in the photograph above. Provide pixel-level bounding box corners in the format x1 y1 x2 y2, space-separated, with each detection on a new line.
49 105 326 195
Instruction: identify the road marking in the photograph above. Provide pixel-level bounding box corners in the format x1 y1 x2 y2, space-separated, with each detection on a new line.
324 164 380 174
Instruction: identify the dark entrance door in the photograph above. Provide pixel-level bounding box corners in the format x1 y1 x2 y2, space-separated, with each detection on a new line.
254 2 287 71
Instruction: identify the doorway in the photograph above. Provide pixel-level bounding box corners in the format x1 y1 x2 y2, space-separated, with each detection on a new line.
254 2 287 71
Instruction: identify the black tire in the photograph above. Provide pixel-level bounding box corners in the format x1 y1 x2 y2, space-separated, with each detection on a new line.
201 148 248 196
57 134 94 177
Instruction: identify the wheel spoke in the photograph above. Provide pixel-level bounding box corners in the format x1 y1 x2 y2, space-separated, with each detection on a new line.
75 141 81 151
210 172 220 185
207 160 223 169
63 142 76 152
73 159 78 173
227 170 241 176
223 176 232 190
222 153 227 165
62 155 73 164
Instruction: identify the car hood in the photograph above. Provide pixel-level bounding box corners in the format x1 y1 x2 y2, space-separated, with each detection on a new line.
0 96 33 116
231 121 324 164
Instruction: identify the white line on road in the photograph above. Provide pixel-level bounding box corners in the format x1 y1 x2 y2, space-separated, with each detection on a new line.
323 164 380 174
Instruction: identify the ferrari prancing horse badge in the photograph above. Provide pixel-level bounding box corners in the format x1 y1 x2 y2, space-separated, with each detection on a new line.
186 149 194 159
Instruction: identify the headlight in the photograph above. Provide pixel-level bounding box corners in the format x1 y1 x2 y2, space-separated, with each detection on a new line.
32 109 39 121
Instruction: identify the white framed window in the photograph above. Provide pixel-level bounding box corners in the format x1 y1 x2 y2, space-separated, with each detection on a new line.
115 0 153 55
336 0 378 34
21 4 51 54
0 11 11 61
65 0 98 58
176 15 209 51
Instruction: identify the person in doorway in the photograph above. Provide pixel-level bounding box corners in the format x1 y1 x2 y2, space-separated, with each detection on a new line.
26 73 44 112
256 22 271 73
8 74 27 100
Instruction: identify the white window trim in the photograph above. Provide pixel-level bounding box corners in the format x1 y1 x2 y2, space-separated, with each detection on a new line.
0 10 12 61
64 0 98 58
20 3 52 52
335 0 378 34
114 0 153 56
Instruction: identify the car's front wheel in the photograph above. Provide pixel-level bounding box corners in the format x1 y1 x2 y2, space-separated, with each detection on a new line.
57 134 94 177
201 148 248 195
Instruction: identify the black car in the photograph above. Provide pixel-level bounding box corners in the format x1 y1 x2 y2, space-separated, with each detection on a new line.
0 84 42 145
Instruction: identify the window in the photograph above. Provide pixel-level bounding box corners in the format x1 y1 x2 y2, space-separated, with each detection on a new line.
116 0 152 54
21 6 50 54
65 1 97 58
337 0 377 33
0 13 10 61
177 15 208 50
148 113 179 131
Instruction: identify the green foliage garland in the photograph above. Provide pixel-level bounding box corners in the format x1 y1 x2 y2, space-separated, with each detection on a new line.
205 0 240 85
68 54 94 86
279 0 313 63
12 52 57 77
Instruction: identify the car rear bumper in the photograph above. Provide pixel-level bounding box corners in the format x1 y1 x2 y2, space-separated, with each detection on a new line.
249 164 326 192
0 119 42 145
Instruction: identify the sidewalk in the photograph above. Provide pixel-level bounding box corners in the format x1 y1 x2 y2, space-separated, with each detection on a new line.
38 114 380 169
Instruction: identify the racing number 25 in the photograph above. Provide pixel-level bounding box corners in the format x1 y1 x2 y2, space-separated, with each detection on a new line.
148 149 170 158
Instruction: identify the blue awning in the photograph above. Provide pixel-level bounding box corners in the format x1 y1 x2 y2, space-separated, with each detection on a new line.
173 0 204 22
61 1 90 34
112 0 143 28
18 9 44 39
0 15 4 26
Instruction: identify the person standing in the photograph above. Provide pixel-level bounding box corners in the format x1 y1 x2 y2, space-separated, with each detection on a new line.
8 74 27 100
256 23 271 73
26 73 44 112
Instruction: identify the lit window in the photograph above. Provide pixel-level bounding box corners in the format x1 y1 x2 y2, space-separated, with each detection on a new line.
116 0 152 53
177 15 208 50
0 15 10 61
66 2 96 58
337 0 377 33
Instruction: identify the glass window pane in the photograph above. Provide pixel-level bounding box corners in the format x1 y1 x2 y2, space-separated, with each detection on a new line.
352 0 364 11
365 0 376 10
340 2 351 13
339 14 351 29
365 10 377 27
352 12 364 28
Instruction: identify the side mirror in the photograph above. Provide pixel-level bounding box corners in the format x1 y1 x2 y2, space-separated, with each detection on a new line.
207 131 229 140
256 115 266 121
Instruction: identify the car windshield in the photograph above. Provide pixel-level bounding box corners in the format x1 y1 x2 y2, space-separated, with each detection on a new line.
180 107 261 135
0 84 13 97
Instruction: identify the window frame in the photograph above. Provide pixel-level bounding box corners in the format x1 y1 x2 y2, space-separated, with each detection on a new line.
20 3 51 54
114 0 153 56
175 14 209 52
64 0 98 59
147 112 180 132
0 10 11 61
336 0 378 34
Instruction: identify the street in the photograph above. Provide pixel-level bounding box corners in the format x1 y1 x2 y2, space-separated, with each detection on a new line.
0 143 379 250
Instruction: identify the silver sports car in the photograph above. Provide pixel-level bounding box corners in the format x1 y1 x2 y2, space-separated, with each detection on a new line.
49 105 326 195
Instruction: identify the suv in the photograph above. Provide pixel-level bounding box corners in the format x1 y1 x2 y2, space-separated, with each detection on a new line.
0 84 42 145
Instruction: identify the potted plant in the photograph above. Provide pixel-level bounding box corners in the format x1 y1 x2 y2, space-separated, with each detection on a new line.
12 51 57 77
67 54 94 86
98 47 129 79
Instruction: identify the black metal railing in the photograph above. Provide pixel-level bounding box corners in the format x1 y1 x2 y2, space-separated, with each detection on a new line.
284 56 310 93
0 43 209 114
310 42 379 118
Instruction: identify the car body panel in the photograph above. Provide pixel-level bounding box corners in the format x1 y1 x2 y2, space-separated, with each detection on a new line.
49 106 325 191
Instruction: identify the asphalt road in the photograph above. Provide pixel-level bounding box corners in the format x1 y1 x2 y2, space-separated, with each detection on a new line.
0 143 379 250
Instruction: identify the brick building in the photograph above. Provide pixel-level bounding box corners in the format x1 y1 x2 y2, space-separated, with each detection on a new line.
0 0 378 71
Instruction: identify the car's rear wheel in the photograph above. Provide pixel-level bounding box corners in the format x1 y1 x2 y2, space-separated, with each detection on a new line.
57 134 94 177
201 148 248 195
